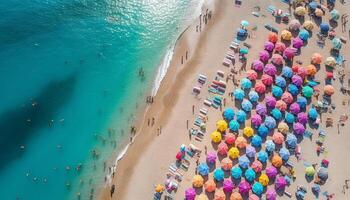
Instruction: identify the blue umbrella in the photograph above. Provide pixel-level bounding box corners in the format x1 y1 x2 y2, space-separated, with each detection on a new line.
214 168 225 181
275 76 287 88
231 166 243 179
237 28 247 37
308 107 318 120
239 155 250 169
265 140 275 152
286 133 297 148
272 86 283 98
251 135 262 148
246 145 256 158
265 116 276 129
234 89 245 100
309 1 318 9
285 112 295 124
320 22 329 33
241 78 252 90
245 168 256 182
249 91 259 102
279 147 290 161
257 124 269 138
297 96 307 108
288 84 299 96
332 38 342 50
271 108 283 120
236 110 247 124
252 182 264 195
317 167 328 181
223 108 235 121
197 163 210 176
299 29 310 41
257 151 268 163
282 66 293 78
229 120 240 131
242 99 253 112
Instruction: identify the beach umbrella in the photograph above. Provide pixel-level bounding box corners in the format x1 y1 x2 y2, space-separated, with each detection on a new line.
262 74 273 86
303 20 314 31
272 86 283 98
271 108 282 120
252 160 263 173
245 168 256 182
292 37 304 49
308 107 318 120
271 54 283 65
279 147 290 161
283 47 295 60
204 179 216 192
297 66 307 79
311 53 322 65
266 166 278 179
332 37 342 50
176 151 184 161
251 114 262 127
214 190 226 200
264 41 275 52
297 96 307 108
230 192 243 200
243 127 254 137
265 116 276 129
268 32 278 43
281 30 292 41
249 91 259 102
330 9 340 21
155 184 165 193
237 28 247 37
266 188 277 200
239 181 251 194
257 125 269 138
317 167 328 181
236 136 248 149
252 182 264 196
306 64 317 76
266 96 277 108
198 163 210 176
265 140 276 152
241 20 249 27
211 131 222 143
247 70 258 80
206 152 217 164
315 8 324 17
236 110 247 124
273 132 284 145
298 29 310 41
286 133 297 148
275 176 287 190
288 84 299 96
293 122 305 135
185 188 196 200
272 155 283 168
225 133 236 145
251 135 262 148
309 1 318 9
276 100 287 112
305 166 316 177
242 99 253 112
289 19 301 31
196 194 208 200
241 78 252 90
282 66 293 78
257 151 268 163
264 64 277 76
295 6 306 16
281 92 293 105
218 142 229 155
297 112 308 124
246 145 256 158
223 108 235 121
275 76 287 88
221 157 233 171
274 42 286 54
229 120 240 132
278 122 289 134
234 89 245 100
302 86 314 98
223 179 234 193
320 22 329 33
290 103 301 115
231 166 243 179
285 112 295 124
239 155 250 169
228 147 240 159
192 175 204 187
324 85 335 96
214 168 225 181
252 60 264 71
256 104 267 116
292 75 303 87
325 56 336 67
259 50 270 62
259 174 269 186
217 120 228 132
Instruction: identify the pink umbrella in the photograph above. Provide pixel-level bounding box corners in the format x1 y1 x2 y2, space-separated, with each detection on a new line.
262 74 273 86
266 188 277 200
297 67 307 79
256 104 267 116
185 188 196 200
225 133 236 145
207 152 217 163
264 41 275 52
239 181 251 194
283 47 295 60
223 179 234 193
292 37 304 49
251 114 263 127
273 132 285 145
293 122 305 135
251 160 263 173
271 54 284 65
249 194 260 200
264 64 277 76
254 82 266 94
276 100 287 112
247 70 258 81
291 75 303 87
259 50 270 62
281 92 293 105
266 96 277 108
289 102 300 115
252 60 264 71
275 176 287 190
218 142 229 155
297 112 308 124
274 42 286 54
266 166 278 179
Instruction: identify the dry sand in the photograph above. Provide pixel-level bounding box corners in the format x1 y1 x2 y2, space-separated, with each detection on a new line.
99 0 350 199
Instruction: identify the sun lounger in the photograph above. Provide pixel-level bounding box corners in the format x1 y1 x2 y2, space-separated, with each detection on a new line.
180 163 189 171
153 192 161 200
193 86 201 94
222 58 231 66
199 108 208 115
204 99 212 107
169 163 178 173
264 24 279 33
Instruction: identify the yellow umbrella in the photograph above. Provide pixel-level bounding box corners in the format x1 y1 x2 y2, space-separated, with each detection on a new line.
303 20 314 31
277 122 289 134
259 173 270 186
295 6 306 16
155 184 165 193
315 8 323 17
281 30 292 41
243 126 254 137
325 57 336 67
235 136 247 149
228 147 240 159
216 120 228 132
305 166 315 176
196 194 209 200
192 175 204 187
211 131 222 143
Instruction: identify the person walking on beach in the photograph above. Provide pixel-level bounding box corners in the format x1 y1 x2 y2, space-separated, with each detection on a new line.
186 120 189 129
192 105 195 115
152 117 155 126
110 184 115 198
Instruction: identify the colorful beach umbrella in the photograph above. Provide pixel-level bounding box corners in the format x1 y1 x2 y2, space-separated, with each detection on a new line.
277 122 289 134
271 54 284 65
279 147 290 161
192 175 204 187
234 88 245 100
241 20 249 27
290 102 301 115
230 192 243 200
218 142 229 155
306 64 317 76
332 37 342 50
214 168 225 181
265 116 276 129
264 41 275 52
311 53 322 65
299 29 310 41
308 107 318 120
272 155 283 168
317 167 328 181
236 136 248 149
245 168 256 182
285 112 295 124
221 157 233 171
274 42 286 53
255 104 266 117
271 108 282 120
293 122 305 135
265 140 276 152
211 131 222 143
325 56 336 67
239 181 251 194
297 96 307 108
330 9 340 21
305 166 315 177
292 37 304 49
297 66 307 78
252 60 264 71
241 78 252 90
240 48 249 55
223 179 234 193
275 76 287 88
204 179 216 192
206 152 217 164
255 82 267 94
223 108 235 121
283 47 295 60
257 150 268 163
237 28 247 37
247 70 258 80
273 132 284 145
320 22 329 33
262 74 273 86
308 1 318 10
266 188 277 200
196 194 209 200
229 120 240 132
281 30 292 41
295 6 306 16
282 66 293 78
281 92 293 105
198 163 210 176
259 50 270 62
275 176 287 190
249 91 259 102
231 166 243 179
289 19 301 31
292 75 303 87
185 188 196 200
216 120 228 132
259 174 269 187
266 95 277 108
302 86 314 98
256 125 268 139
252 160 263 173
288 84 299 96
228 147 240 159
276 100 287 112
266 166 278 179
264 64 277 76
252 182 264 195
268 32 278 43
242 99 253 112
251 135 262 148
272 86 283 98
239 155 250 169
286 133 297 148
214 190 226 200
246 145 256 158
243 127 254 137
303 20 314 31
297 112 308 124
225 133 236 145
236 110 247 123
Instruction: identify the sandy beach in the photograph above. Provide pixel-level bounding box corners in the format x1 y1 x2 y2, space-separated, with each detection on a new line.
99 0 350 199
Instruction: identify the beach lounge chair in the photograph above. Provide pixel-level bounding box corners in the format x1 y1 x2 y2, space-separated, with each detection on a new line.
264 24 279 33
204 99 212 107
199 108 208 115
222 58 231 66
153 192 161 200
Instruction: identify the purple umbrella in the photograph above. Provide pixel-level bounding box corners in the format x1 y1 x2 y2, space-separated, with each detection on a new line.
246 145 256 158
266 166 278 179
283 47 295 60
266 188 277 200
252 60 264 71
271 54 284 65
256 104 267 116
239 181 251 194
251 114 263 127
275 176 287 190
293 122 305 135
292 75 303 87
264 64 277 76
264 41 275 52
266 95 277 108
223 179 234 193
206 152 217 164
292 37 304 49
289 102 300 115
297 112 308 124
259 50 270 62
185 188 196 200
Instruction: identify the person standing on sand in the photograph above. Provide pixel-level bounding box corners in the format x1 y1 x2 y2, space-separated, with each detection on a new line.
152 117 155 126
186 120 189 129
186 51 188 60
192 105 195 115
110 184 115 198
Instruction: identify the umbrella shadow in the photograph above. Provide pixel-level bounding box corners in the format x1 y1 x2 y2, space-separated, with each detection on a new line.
305 174 314 183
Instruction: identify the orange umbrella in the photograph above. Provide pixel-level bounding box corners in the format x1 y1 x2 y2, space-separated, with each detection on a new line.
221 157 233 171
204 179 216 192
192 175 204 187
272 132 285 145
315 8 323 17
230 192 243 200
214 189 226 200
235 136 248 149
306 64 317 76
311 53 322 65
272 155 283 168
268 32 278 43
324 85 335 96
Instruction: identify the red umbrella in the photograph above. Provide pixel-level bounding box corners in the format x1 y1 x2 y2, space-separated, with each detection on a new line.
281 92 293 105
255 82 266 94
271 54 284 65
262 74 273 86
176 152 183 160
218 142 229 155
274 42 286 54
247 70 258 81
297 67 307 78
268 32 278 43
283 47 295 60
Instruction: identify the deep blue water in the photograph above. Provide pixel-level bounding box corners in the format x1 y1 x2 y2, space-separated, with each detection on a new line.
0 0 201 199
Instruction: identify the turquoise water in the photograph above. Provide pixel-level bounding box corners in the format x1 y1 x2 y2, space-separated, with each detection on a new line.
0 0 201 199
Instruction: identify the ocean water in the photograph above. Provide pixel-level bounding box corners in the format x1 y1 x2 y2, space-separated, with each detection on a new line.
0 0 203 199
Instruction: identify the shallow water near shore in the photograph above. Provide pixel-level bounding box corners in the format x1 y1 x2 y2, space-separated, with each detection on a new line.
0 0 202 199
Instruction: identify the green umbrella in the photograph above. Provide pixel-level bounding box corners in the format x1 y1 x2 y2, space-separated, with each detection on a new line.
330 9 340 21
241 20 249 27
240 47 249 55
332 38 342 50
302 86 314 98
